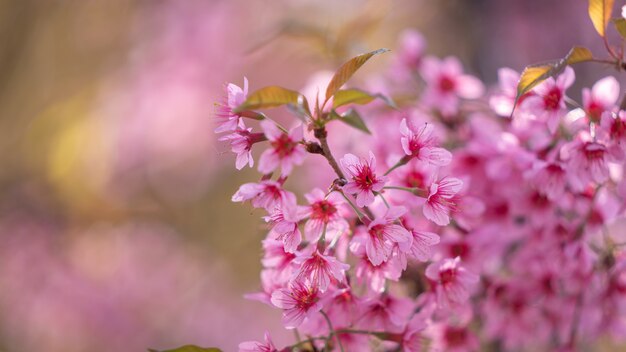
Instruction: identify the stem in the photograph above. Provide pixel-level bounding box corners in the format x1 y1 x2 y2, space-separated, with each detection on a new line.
338 191 365 221
383 185 428 198
288 336 327 351
321 311 344 352
383 155 411 176
314 127 346 179
377 192 390 209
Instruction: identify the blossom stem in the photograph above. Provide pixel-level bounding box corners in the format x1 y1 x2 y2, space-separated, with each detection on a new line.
383 185 428 197
383 155 411 176
314 127 346 179
377 192 390 209
338 191 365 221
321 310 344 352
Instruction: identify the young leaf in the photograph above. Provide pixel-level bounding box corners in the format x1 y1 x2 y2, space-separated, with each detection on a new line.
234 86 310 116
614 18 626 39
333 88 397 109
565 46 593 64
516 64 555 97
589 0 615 37
331 108 371 134
324 48 390 105
148 346 222 352
516 46 594 98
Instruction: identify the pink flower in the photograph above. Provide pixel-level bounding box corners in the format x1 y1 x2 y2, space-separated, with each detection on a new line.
270 282 324 329
489 68 529 117
583 76 619 123
402 315 428 352
357 294 414 333
561 137 610 191
291 247 350 292
528 161 567 201
354 255 403 293
408 228 440 262
423 176 463 226
400 119 452 166
420 56 484 115
425 257 478 308
397 29 426 70
340 152 387 207
364 206 413 265
301 188 349 242
262 239 296 274
238 331 278 352
265 198 304 253
232 180 296 211
258 121 306 176
219 125 265 170
524 66 574 133
215 77 248 133
600 111 626 158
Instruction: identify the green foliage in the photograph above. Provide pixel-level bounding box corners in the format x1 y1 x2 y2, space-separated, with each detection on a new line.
330 108 371 134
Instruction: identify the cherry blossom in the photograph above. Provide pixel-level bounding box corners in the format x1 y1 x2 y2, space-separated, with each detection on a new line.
215 77 248 133
340 152 387 207
400 118 452 166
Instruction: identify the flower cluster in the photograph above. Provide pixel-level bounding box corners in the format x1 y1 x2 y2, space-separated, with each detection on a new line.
216 26 626 352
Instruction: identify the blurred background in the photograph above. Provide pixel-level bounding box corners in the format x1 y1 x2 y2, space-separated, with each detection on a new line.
0 0 622 351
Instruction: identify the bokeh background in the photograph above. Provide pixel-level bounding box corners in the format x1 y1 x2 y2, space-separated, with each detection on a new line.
0 0 623 351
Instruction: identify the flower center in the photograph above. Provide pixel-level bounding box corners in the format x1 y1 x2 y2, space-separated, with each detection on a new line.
369 224 386 240
354 166 376 190
439 268 457 285
404 170 426 188
449 241 470 259
610 118 626 140
586 100 604 123
311 200 337 222
271 135 297 158
444 327 467 347
543 87 562 111
439 75 456 93
582 142 606 161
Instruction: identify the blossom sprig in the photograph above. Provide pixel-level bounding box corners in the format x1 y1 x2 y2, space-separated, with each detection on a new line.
205 4 626 350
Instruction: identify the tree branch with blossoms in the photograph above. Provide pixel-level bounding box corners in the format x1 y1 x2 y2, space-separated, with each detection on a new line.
154 1 626 351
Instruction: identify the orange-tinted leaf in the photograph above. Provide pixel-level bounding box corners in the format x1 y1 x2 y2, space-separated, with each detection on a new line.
332 89 397 109
324 48 389 104
148 346 222 352
516 64 554 97
614 18 626 39
589 0 615 37
234 86 310 116
565 46 593 64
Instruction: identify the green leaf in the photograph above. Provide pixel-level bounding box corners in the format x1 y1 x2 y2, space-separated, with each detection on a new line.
614 18 626 39
589 0 615 37
332 88 397 109
324 48 390 104
234 86 310 116
148 345 222 352
331 108 371 134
